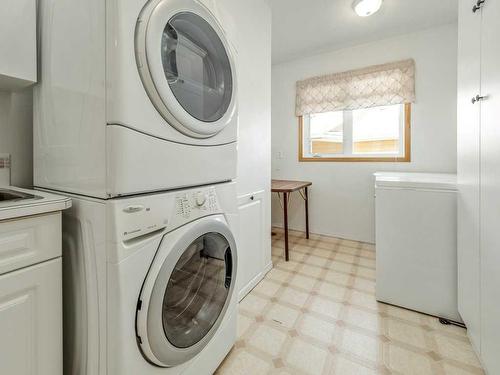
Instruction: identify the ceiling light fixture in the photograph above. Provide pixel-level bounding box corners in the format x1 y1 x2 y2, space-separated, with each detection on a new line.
352 0 383 17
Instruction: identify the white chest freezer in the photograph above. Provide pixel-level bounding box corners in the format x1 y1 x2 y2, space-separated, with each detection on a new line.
374 172 461 322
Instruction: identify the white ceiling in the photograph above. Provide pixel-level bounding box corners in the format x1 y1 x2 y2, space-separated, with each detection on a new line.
270 0 458 64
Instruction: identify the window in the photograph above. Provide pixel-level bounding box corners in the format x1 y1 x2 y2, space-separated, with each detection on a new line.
299 103 411 162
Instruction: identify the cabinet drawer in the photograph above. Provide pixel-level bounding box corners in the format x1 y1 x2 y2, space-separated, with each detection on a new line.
0 212 61 275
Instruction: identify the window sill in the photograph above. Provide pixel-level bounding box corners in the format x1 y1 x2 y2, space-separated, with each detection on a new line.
298 155 411 162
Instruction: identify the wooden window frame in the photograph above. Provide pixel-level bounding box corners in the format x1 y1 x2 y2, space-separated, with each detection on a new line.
298 103 412 162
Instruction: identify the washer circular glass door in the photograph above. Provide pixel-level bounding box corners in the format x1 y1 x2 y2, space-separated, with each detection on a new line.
136 218 237 367
136 0 237 138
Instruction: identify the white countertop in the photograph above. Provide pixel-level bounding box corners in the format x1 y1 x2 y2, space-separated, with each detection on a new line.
0 186 72 221
374 172 457 190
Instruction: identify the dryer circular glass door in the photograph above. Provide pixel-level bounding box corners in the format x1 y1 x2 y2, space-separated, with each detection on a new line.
136 218 237 367
136 0 237 138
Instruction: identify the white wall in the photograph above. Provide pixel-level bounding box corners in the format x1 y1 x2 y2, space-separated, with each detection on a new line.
0 88 33 187
271 24 458 243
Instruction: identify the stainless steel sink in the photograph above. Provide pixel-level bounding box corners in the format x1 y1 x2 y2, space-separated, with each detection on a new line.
0 188 42 203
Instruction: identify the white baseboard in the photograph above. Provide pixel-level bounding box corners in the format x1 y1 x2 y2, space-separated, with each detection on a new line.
238 261 273 302
271 222 374 245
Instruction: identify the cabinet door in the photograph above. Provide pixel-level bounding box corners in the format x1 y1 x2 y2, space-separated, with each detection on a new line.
457 0 482 352
0 0 37 89
0 259 62 375
236 191 267 300
480 0 500 373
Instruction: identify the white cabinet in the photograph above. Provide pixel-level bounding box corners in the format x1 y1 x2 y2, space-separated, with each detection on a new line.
0 191 69 375
236 191 271 300
457 0 482 352
0 0 37 89
0 258 62 375
478 0 500 372
457 0 500 373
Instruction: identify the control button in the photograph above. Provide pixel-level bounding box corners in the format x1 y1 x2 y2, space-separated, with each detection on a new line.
123 205 145 214
195 191 207 207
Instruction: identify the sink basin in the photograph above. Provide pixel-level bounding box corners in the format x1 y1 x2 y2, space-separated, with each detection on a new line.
0 188 42 203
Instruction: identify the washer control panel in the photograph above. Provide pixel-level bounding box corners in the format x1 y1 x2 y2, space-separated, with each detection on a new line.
111 184 230 245
174 187 219 220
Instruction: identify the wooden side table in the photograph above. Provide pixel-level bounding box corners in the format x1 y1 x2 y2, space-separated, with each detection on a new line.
272 179 312 261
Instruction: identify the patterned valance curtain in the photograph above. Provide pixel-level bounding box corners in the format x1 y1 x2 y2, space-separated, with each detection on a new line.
295 59 415 116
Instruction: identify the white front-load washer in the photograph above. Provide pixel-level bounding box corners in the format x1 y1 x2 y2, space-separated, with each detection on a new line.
34 0 238 199
59 182 238 375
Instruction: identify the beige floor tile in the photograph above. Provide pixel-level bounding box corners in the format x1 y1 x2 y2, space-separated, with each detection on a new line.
358 257 376 268
216 229 483 375
307 254 330 267
309 295 343 320
324 270 351 286
386 319 428 350
248 324 288 357
309 247 334 259
318 281 349 301
334 252 357 264
289 273 317 291
442 362 484 375
298 313 338 343
349 290 379 310
386 344 434 375
265 303 301 328
330 260 354 273
253 278 282 298
340 239 360 248
354 277 376 294
345 306 381 332
340 328 382 363
268 268 292 283
356 267 376 279
331 356 378 375
285 338 329 375
299 263 324 278
237 314 254 336
434 333 482 368
279 287 310 307
360 248 376 258
240 293 269 315
217 350 271 375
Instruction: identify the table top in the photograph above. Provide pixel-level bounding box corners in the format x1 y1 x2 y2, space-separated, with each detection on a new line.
271 179 312 193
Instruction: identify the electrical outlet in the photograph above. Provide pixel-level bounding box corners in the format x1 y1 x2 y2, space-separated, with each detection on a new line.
0 153 11 186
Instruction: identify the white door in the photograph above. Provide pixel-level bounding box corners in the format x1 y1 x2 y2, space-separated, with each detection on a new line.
479 0 500 372
135 0 237 138
0 259 62 375
237 192 266 300
457 0 482 351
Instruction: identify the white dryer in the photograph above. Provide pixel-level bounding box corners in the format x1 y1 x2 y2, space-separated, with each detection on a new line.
34 0 238 198
61 182 238 375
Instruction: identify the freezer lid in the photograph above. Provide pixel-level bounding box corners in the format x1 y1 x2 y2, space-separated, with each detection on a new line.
374 172 457 190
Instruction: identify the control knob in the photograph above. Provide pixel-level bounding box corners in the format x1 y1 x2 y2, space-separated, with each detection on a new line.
195 191 207 207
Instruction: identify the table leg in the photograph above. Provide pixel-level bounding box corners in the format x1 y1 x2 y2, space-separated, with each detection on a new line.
305 186 309 239
283 192 289 261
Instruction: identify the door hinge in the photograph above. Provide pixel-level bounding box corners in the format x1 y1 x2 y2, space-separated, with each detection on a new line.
472 0 485 13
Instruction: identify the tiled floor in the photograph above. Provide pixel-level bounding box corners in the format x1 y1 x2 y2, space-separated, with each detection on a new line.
216 228 484 375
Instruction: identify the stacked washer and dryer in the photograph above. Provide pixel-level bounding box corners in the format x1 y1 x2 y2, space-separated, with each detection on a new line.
34 0 239 374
